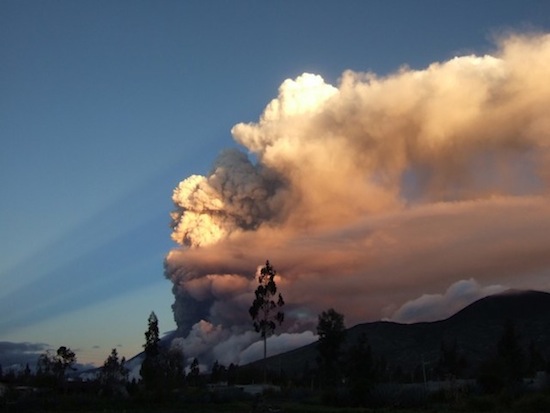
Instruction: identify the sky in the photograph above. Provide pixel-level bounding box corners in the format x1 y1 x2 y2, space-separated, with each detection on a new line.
1 1 550 370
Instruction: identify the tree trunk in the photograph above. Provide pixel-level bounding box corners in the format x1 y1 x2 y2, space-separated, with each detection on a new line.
263 335 267 384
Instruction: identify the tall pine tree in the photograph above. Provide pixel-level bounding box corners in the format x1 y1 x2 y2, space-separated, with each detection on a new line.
140 311 161 389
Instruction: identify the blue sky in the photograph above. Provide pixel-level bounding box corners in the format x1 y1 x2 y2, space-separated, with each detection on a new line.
1 1 550 367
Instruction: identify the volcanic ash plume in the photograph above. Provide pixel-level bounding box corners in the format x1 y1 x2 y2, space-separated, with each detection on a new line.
165 33 550 366
170 149 283 248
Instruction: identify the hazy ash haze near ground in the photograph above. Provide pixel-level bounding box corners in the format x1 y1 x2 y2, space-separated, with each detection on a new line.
1 1 550 368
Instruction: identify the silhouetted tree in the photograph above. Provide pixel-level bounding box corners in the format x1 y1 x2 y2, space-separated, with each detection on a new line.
143 312 160 357
162 348 186 389
478 320 524 393
99 348 128 396
344 333 375 406
20 363 32 385
24 363 31 377
316 308 346 389
140 311 161 390
37 352 55 382
249 260 285 383
211 360 227 383
436 338 466 379
56 346 76 379
36 346 76 389
300 361 316 389
227 363 238 385
188 358 200 387
497 320 524 385
139 312 186 395
527 340 545 377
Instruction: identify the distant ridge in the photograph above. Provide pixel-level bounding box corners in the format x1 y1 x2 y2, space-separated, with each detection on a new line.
90 289 550 380
252 289 550 377
449 289 550 322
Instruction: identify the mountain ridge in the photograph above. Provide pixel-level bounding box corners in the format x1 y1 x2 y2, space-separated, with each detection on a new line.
250 289 550 377
84 289 550 380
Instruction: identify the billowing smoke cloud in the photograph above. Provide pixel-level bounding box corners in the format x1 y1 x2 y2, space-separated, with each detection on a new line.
165 33 550 366
170 149 283 247
388 279 507 324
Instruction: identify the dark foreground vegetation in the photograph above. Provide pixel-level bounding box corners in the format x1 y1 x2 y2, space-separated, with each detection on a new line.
4 289 550 412
5 377 550 413
3 311 550 413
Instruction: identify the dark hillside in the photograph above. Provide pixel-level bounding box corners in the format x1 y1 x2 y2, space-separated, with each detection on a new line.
252 290 550 378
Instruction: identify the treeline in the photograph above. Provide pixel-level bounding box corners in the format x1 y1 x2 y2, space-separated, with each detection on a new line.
233 309 550 409
3 310 550 411
3 261 550 410
308 310 550 406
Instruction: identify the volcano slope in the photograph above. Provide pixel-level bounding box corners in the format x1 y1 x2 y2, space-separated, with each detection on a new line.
248 290 550 379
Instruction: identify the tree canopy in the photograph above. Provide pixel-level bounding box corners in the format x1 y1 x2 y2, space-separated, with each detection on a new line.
316 308 346 387
249 260 285 382
249 260 285 341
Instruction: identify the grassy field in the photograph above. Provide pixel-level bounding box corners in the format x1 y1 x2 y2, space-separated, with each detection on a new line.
7 387 550 412
14 398 550 413
7 406 454 413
